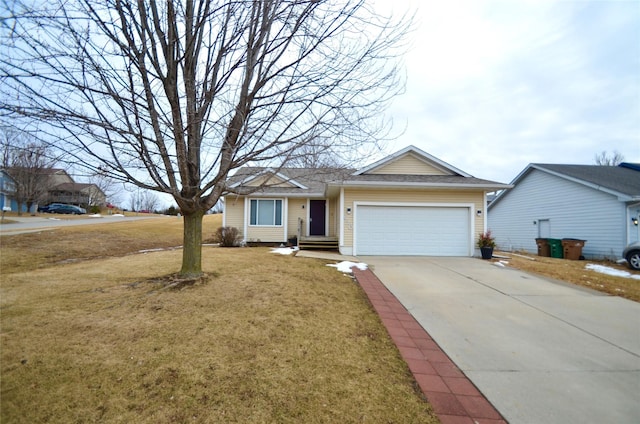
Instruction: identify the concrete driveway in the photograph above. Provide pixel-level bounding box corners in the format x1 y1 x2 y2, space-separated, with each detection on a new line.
362 256 640 424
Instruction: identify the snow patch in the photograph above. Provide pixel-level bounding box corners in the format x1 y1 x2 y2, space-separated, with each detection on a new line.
585 264 640 280
89 214 102 218
270 247 299 255
327 261 368 273
110 213 125 217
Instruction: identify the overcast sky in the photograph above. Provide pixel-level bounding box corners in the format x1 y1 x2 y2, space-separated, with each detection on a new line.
375 0 640 184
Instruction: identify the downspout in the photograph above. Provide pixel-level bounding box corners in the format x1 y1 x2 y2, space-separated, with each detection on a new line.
339 187 344 253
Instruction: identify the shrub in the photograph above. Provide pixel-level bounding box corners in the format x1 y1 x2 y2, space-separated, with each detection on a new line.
477 230 496 248
213 226 242 247
164 205 180 216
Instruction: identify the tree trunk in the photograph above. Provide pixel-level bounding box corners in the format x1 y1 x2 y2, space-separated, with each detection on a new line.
180 209 205 277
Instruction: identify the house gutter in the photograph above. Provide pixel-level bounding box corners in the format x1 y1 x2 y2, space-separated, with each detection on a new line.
335 181 513 190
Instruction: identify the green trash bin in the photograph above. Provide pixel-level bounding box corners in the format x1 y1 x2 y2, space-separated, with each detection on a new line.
548 238 563 258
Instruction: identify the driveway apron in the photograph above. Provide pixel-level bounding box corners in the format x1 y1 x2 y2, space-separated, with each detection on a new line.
361 256 640 424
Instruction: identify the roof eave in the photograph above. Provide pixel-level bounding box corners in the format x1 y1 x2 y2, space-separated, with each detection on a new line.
223 191 325 198
338 181 513 190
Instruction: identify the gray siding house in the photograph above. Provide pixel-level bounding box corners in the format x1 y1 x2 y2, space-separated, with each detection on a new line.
488 163 640 260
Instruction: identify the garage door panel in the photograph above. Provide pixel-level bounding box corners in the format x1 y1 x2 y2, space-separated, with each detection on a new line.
356 205 470 256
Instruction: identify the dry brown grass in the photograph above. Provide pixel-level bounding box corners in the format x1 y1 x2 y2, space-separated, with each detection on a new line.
493 251 640 302
0 216 437 423
1 215 209 274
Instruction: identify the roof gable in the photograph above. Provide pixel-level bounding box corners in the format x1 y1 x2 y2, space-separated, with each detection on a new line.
490 163 640 208
230 168 308 189
354 145 471 177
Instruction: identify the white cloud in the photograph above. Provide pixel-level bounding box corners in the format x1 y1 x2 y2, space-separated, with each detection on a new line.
379 0 640 183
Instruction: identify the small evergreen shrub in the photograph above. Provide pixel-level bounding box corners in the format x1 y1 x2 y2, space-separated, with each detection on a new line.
213 226 242 247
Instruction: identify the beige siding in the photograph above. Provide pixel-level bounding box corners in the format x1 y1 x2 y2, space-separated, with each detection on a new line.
225 195 287 242
246 174 295 188
328 196 338 237
368 154 450 176
342 188 485 247
287 198 306 238
224 196 245 237
226 196 339 242
246 226 285 242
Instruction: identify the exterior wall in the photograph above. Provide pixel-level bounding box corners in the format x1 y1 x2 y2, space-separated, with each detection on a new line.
488 169 627 259
368 154 449 176
48 170 74 186
0 171 16 211
223 195 245 237
287 198 306 239
329 196 338 237
224 195 339 243
245 174 295 188
627 203 640 245
341 188 485 250
245 225 285 242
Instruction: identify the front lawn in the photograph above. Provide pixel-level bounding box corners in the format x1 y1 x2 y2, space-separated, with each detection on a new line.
0 216 438 423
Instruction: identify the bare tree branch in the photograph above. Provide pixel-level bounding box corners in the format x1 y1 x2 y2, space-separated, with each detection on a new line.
594 150 625 166
1 0 411 275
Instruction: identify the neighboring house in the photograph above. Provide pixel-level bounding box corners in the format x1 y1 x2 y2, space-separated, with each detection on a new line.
224 145 510 256
2 167 107 209
39 169 106 207
45 182 107 207
0 168 38 213
488 163 640 260
0 169 17 211
41 168 75 187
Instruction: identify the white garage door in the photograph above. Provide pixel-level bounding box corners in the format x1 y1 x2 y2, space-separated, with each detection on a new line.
355 205 470 256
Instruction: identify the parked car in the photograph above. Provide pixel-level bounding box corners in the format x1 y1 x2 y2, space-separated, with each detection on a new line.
623 241 640 271
46 204 86 215
38 203 65 213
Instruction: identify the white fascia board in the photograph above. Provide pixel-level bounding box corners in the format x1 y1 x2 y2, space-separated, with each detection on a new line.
340 181 513 190
240 192 325 198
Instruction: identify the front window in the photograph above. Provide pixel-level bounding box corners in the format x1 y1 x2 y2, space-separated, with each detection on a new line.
250 199 282 226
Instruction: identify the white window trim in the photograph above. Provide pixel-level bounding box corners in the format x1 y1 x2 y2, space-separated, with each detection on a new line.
248 198 284 227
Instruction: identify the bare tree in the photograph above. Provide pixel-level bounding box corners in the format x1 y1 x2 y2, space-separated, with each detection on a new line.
594 150 625 166
129 190 142 213
1 0 409 277
1 129 56 215
141 190 160 212
129 189 161 213
89 166 122 208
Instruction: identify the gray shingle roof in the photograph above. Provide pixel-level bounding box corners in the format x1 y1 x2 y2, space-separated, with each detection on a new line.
532 164 640 197
226 165 510 196
339 173 508 187
225 167 355 195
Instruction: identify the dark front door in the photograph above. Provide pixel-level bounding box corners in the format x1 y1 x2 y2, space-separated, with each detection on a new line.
309 200 326 236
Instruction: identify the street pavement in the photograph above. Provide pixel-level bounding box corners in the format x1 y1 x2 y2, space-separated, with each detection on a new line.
0 214 164 236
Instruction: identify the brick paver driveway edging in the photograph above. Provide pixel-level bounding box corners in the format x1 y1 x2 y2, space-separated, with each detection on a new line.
352 267 507 424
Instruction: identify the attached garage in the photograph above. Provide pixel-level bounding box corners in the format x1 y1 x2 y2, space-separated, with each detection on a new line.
354 204 472 256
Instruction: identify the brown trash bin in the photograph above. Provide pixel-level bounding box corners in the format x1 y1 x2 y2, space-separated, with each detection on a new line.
536 238 550 257
562 239 586 260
